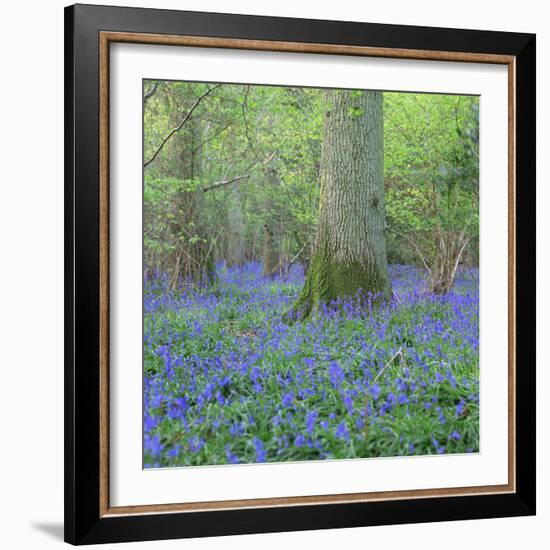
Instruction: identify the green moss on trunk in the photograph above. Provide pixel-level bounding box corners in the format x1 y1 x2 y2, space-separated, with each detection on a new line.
288 241 391 321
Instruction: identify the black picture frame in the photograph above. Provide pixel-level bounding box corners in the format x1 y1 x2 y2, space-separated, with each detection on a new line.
65 3 536 545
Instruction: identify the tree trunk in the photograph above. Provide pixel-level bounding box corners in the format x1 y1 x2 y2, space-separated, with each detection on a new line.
428 228 470 294
226 185 245 266
288 89 391 320
262 223 279 277
170 109 216 289
262 167 280 277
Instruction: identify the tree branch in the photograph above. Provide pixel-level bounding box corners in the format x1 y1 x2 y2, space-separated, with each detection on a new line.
143 82 158 104
144 84 221 169
373 347 403 384
451 236 471 280
202 151 276 193
389 228 432 275
241 86 264 162
288 240 309 268
202 175 250 193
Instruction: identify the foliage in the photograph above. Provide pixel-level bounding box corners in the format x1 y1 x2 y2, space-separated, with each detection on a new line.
144 81 323 282
143 82 479 292
384 93 479 290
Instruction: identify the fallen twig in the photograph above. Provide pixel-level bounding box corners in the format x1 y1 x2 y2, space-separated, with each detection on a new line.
372 346 403 385
364 346 404 439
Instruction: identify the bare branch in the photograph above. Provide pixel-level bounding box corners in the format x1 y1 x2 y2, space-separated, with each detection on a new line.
143 82 158 103
144 84 221 169
202 175 250 193
202 151 276 193
241 86 264 162
450 237 471 280
389 228 432 275
288 240 309 268
373 347 403 384
190 123 231 156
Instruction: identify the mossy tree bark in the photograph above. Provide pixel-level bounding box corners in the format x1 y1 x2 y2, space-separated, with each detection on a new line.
288 89 391 320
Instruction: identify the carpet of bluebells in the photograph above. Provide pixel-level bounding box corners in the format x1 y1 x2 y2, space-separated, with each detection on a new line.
144 262 479 468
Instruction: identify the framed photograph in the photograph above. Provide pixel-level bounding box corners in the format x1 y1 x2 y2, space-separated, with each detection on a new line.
64 3 536 545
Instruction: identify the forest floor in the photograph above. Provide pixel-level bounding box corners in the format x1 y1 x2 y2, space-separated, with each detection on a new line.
143 262 479 468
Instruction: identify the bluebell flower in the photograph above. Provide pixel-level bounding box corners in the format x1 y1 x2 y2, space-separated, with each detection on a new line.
335 422 350 442
253 437 267 463
188 436 205 453
145 434 163 456
225 444 239 464
328 361 345 388
449 430 461 441
167 444 181 458
436 406 446 425
369 383 381 401
431 436 442 453
282 391 294 408
305 410 318 434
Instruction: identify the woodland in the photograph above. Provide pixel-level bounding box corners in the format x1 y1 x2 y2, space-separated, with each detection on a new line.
143 81 480 467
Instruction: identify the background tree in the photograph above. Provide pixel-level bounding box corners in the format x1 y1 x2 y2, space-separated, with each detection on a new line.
144 81 222 287
384 93 479 293
144 81 322 286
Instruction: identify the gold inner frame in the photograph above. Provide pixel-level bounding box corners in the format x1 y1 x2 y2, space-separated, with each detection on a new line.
98 31 516 517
